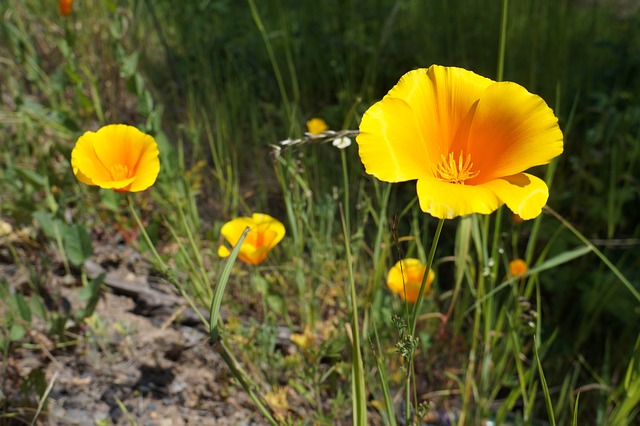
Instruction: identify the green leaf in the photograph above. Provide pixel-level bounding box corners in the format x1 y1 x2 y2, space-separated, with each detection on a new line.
63 224 93 267
33 211 66 241
9 323 26 341
100 189 123 212
209 226 250 344
15 166 47 188
76 273 104 320
12 293 31 323
0 280 9 301
30 295 47 320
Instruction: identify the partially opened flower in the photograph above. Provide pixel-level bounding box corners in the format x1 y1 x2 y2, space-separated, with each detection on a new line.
357 65 563 220
387 258 435 303
509 259 528 277
59 0 73 16
71 124 160 192
306 117 328 135
218 213 286 265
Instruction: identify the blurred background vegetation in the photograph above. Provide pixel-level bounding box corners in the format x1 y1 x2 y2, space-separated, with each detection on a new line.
1 0 639 424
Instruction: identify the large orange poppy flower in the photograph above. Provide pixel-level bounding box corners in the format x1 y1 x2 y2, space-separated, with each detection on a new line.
71 124 160 192
357 65 563 219
387 258 435 303
218 213 286 265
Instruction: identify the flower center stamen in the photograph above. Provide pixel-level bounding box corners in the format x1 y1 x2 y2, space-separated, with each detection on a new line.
109 164 130 181
434 152 479 184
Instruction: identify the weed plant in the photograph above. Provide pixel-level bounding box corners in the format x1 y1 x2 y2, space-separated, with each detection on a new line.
1 0 639 424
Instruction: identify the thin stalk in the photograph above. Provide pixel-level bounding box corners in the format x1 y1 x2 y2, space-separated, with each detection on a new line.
372 321 397 426
534 336 556 426
163 218 209 305
127 196 207 328
341 205 366 426
341 149 351 237
206 227 277 425
371 183 392 317
460 273 482 426
403 219 445 421
409 219 445 336
216 339 279 426
274 156 312 326
248 0 293 123
496 0 509 82
177 204 212 300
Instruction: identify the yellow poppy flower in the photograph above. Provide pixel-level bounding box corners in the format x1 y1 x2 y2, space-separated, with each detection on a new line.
59 0 73 16
306 117 328 135
387 258 435 303
357 65 563 220
509 259 528 277
218 213 286 265
71 124 160 192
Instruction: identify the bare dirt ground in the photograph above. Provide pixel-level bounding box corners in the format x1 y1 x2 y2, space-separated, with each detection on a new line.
1 232 269 425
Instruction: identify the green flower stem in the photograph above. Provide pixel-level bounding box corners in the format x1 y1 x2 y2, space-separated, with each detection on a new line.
409 219 445 336
496 0 509 82
341 205 366 426
341 149 351 237
401 218 444 421
460 261 484 426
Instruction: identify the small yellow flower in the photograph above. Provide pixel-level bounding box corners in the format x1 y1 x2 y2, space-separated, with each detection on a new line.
59 0 73 16
218 213 286 265
357 65 563 220
509 259 528 277
71 124 160 192
387 258 435 303
264 386 290 420
306 117 328 135
290 327 315 350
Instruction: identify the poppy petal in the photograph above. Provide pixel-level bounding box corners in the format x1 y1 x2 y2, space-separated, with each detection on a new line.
389 66 493 157
416 177 501 219
483 173 549 220
358 97 431 182
218 245 231 258
94 176 136 190
465 82 563 183
71 130 113 184
128 143 160 192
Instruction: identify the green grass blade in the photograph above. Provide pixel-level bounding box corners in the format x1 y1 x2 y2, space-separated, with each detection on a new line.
545 207 640 303
209 226 249 344
573 392 580 426
534 336 556 426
